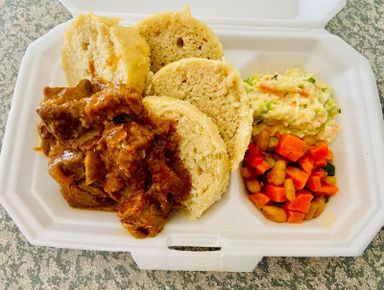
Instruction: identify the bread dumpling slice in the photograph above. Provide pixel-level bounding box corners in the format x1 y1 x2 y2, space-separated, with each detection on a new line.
146 58 253 171
143 96 230 219
137 6 223 72
62 14 150 93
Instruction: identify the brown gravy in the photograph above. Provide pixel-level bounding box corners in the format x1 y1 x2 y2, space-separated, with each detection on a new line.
36 79 191 238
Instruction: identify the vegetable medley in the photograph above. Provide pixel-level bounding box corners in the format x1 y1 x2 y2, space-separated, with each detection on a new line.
241 127 339 223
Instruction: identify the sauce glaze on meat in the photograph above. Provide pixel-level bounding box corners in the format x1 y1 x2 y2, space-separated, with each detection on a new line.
36 79 192 238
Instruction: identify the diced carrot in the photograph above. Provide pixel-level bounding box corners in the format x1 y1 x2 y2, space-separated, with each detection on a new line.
275 134 308 162
325 149 333 162
249 193 271 209
286 193 314 213
250 156 270 175
266 184 287 202
251 143 264 157
256 160 271 175
306 175 322 192
250 156 263 167
248 143 259 156
259 83 280 95
286 166 309 190
312 168 328 180
314 159 327 167
296 190 311 195
298 153 314 174
308 142 329 161
299 89 309 97
244 143 263 166
244 154 252 168
287 211 305 223
318 183 339 196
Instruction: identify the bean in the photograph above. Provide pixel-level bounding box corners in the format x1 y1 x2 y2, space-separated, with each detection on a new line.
284 178 296 201
304 203 318 220
256 127 271 151
267 136 279 152
262 206 287 223
267 160 286 185
241 167 253 179
302 135 317 146
274 160 286 170
313 196 326 218
325 176 337 185
265 157 276 168
252 127 259 137
246 179 261 193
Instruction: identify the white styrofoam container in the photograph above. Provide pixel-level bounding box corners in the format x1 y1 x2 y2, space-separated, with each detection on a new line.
1 0 384 272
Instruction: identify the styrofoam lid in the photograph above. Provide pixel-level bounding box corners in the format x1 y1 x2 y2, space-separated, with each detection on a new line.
59 0 346 29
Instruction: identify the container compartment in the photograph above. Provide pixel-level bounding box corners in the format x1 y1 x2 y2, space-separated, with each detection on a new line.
0 21 383 260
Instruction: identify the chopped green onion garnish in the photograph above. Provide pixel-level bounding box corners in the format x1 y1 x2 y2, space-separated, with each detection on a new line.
307 77 316 83
271 74 278 80
244 78 254 85
260 101 273 114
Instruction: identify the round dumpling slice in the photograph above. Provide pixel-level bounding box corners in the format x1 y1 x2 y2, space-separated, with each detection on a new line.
146 58 253 171
62 13 150 93
137 6 223 72
143 96 230 219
